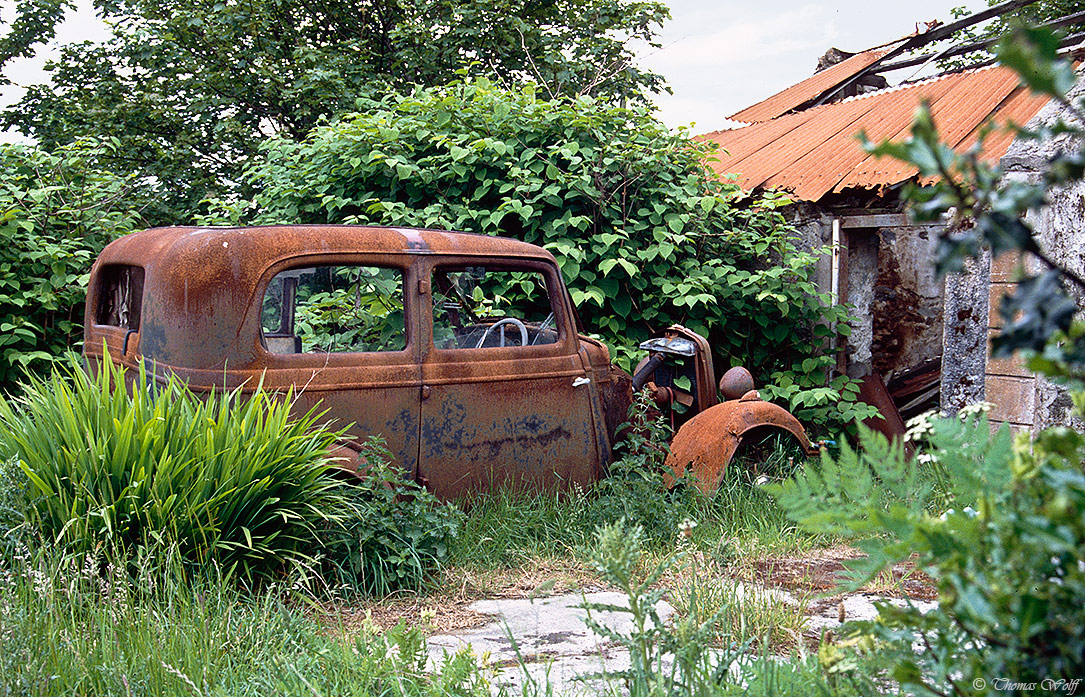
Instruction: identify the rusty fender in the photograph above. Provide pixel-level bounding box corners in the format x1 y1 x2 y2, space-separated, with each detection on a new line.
665 393 819 494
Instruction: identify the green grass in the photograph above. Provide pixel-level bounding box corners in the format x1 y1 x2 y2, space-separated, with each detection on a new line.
447 434 825 577
0 356 350 582
0 546 494 697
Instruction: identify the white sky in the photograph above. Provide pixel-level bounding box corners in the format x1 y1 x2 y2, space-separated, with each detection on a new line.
0 0 991 142
639 0 990 132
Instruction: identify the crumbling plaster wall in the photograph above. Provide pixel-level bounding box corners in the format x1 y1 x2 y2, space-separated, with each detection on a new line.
785 202 835 300
865 225 944 378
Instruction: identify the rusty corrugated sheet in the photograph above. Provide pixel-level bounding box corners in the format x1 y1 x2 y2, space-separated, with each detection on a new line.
700 64 1052 203
729 49 889 124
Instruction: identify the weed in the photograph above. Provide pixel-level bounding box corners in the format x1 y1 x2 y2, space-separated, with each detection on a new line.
321 437 464 596
582 519 745 697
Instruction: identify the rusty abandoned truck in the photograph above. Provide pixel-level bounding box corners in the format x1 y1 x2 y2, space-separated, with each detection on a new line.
84 225 817 499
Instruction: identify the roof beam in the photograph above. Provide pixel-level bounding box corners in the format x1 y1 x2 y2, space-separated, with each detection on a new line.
875 9 1085 74
804 0 1041 110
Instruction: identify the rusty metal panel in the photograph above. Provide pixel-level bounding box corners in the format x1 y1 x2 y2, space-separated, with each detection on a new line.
85 226 558 377
731 50 889 124
698 64 1052 203
665 396 816 494
418 373 602 500
415 256 602 499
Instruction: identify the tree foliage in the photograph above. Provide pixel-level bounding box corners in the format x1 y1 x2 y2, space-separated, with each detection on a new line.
1 0 669 222
0 139 142 391
214 79 869 429
940 0 1085 69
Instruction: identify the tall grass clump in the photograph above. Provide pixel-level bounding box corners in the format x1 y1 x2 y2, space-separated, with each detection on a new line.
0 356 349 581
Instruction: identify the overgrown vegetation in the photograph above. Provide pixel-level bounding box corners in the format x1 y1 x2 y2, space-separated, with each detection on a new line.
1 0 669 221
0 358 462 593
0 546 494 696
764 24 1085 695
322 438 464 596
0 140 142 391
0 357 349 581
216 78 867 430
773 410 1085 692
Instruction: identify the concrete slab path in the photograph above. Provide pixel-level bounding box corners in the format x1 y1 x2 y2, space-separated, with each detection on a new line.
427 591 673 694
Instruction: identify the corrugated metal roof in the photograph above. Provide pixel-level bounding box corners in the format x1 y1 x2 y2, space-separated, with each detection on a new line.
729 49 889 123
699 64 1051 202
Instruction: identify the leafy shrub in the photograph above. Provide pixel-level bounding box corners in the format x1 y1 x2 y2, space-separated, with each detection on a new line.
771 408 1085 692
214 78 867 431
0 140 142 392
321 437 463 596
0 356 349 581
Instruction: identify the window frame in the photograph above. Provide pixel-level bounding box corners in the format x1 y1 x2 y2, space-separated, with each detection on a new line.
426 258 572 359
254 256 416 363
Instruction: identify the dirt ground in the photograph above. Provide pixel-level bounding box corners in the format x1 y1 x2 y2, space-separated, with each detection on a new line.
314 558 597 635
315 545 937 638
748 544 937 600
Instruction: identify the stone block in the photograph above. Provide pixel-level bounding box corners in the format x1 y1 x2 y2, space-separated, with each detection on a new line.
985 330 1032 377
940 251 989 415
985 374 1036 426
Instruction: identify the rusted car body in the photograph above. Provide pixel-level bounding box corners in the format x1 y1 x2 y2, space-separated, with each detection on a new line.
84 225 816 499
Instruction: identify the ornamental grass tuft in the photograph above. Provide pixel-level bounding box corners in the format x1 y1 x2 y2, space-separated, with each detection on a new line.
0 355 350 581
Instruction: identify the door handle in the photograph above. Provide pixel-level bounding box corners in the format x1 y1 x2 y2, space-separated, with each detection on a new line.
421 385 431 400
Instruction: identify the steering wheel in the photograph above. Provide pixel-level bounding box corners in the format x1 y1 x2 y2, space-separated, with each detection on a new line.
475 317 529 349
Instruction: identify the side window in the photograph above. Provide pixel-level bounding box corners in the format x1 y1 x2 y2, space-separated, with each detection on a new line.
262 265 405 354
432 266 558 350
96 265 144 330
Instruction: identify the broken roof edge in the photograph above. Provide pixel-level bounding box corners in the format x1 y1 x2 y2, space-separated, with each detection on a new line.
700 60 1055 204
729 48 891 124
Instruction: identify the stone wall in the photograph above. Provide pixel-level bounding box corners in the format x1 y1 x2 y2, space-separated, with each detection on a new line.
941 78 1085 431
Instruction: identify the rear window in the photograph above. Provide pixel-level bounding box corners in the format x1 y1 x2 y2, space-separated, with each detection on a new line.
95 265 144 330
261 265 406 354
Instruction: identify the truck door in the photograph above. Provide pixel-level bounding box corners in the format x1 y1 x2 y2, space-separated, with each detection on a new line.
417 260 603 500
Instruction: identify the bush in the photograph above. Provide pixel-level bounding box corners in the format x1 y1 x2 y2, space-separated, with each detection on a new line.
321 437 464 596
0 140 142 392
771 406 1085 692
215 78 868 431
0 356 349 581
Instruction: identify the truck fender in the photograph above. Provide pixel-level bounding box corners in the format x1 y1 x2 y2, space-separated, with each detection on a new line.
665 393 819 494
